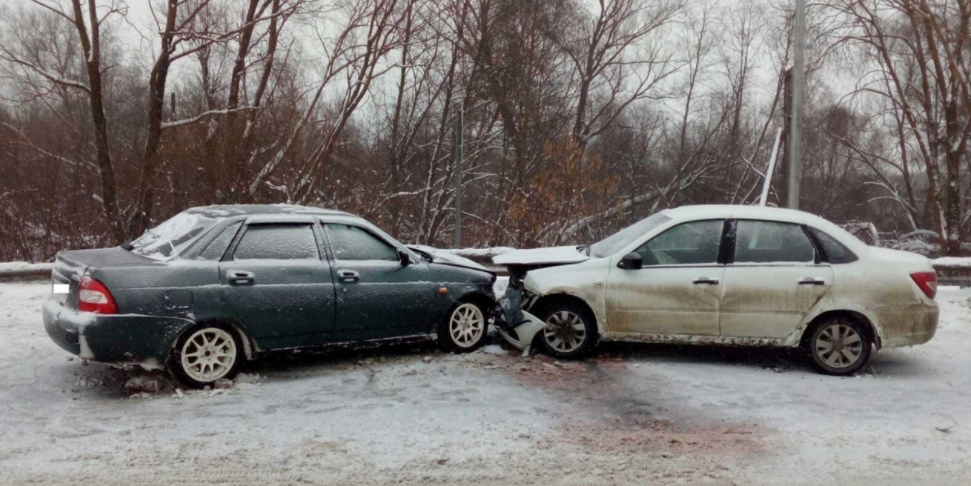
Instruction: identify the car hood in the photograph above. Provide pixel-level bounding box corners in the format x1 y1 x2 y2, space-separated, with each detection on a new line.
407 245 491 273
492 246 589 266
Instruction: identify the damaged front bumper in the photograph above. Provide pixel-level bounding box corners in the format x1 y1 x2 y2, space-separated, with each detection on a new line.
494 287 546 350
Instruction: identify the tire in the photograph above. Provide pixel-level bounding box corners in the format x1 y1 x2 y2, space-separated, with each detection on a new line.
806 316 872 376
439 301 489 353
536 300 598 359
169 324 245 388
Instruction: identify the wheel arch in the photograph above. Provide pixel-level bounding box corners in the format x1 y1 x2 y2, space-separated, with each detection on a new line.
170 318 256 362
799 310 881 350
530 293 600 334
449 289 496 328
455 290 495 310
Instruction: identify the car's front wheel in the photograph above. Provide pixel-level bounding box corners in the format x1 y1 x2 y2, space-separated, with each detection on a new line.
169 325 244 388
537 301 598 359
807 316 872 376
440 301 488 353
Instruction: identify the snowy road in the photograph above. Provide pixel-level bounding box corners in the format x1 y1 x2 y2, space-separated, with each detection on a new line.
1 281 970 485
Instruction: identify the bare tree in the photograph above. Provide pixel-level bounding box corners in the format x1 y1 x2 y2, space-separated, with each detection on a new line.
828 0 971 254
560 0 683 152
1 0 125 241
2 0 969 260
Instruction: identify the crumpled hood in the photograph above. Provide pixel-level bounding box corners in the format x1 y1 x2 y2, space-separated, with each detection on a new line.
492 246 589 266
407 245 491 272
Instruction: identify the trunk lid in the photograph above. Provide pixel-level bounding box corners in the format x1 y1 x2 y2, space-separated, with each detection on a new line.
866 247 933 266
52 248 157 309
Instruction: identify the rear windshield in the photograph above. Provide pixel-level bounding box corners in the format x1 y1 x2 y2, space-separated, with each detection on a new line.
589 212 671 258
129 212 218 261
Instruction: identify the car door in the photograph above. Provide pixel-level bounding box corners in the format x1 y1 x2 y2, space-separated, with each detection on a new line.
322 223 438 341
719 219 834 338
219 222 337 349
605 219 726 336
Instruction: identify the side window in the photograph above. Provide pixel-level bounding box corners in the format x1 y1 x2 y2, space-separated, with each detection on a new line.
198 222 242 261
635 220 723 266
735 221 815 263
325 224 398 261
233 224 319 260
808 227 858 264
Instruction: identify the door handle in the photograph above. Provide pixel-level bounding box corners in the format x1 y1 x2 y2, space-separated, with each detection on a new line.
338 269 360 283
799 277 825 286
227 270 255 285
693 277 719 285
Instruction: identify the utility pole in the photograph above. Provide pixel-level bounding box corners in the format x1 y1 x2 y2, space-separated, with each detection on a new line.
453 103 464 247
787 0 806 210
780 68 792 206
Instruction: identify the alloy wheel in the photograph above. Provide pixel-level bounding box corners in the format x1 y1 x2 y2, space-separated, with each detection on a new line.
449 303 485 348
544 310 587 353
814 323 864 369
180 328 238 383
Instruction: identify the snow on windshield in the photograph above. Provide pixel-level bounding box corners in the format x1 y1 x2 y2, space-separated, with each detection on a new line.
588 212 671 258
130 212 217 261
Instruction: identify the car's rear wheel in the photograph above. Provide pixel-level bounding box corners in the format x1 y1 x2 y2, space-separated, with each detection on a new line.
440 301 488 353
536 301 598 359
807 316 872 376
169 325 244 388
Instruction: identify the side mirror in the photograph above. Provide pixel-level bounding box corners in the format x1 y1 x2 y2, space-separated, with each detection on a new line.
617 252 643 270
398 250 411 266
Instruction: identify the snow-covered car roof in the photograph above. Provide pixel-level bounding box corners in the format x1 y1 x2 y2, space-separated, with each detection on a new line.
661 205 869 252
130 205 362 261
184 204 352 219
661 205 814 223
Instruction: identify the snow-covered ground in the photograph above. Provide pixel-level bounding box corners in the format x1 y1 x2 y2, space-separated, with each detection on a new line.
1 280 970 485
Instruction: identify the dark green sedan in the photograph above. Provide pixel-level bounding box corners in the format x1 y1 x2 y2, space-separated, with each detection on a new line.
43 205 496 387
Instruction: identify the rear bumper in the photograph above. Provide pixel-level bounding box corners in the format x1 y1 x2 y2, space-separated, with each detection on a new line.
43 299 195 368
877 303 939 348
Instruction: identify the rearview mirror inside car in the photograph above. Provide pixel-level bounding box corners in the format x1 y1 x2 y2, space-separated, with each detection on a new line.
618 252 643 270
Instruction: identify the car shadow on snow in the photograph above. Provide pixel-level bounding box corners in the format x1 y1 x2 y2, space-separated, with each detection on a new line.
243 339 444 377
62 338 451 398
61 334 926 399
590 341 926 377
860 348 932 378
592 341 813 374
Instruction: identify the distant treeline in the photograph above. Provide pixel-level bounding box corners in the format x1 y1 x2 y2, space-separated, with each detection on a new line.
1 0 968 261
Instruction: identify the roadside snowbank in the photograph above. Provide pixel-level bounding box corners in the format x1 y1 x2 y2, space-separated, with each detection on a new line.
933 257 971 268
0 261 53 274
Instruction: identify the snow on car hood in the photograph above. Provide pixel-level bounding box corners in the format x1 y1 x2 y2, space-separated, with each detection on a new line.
407 245 491 272
492 246 590 266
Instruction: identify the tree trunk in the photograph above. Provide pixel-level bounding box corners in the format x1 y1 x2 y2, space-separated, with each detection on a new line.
71 0 122 243
131 0 178 237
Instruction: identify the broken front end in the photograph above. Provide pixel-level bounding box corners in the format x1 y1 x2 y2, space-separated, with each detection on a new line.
494 268 547 351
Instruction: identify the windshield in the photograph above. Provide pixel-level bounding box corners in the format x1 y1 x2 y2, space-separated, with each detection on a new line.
588 212 671 258
129 212 218 261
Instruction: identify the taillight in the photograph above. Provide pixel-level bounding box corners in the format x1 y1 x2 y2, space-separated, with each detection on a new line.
78 276 118 314
910 271 937 300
